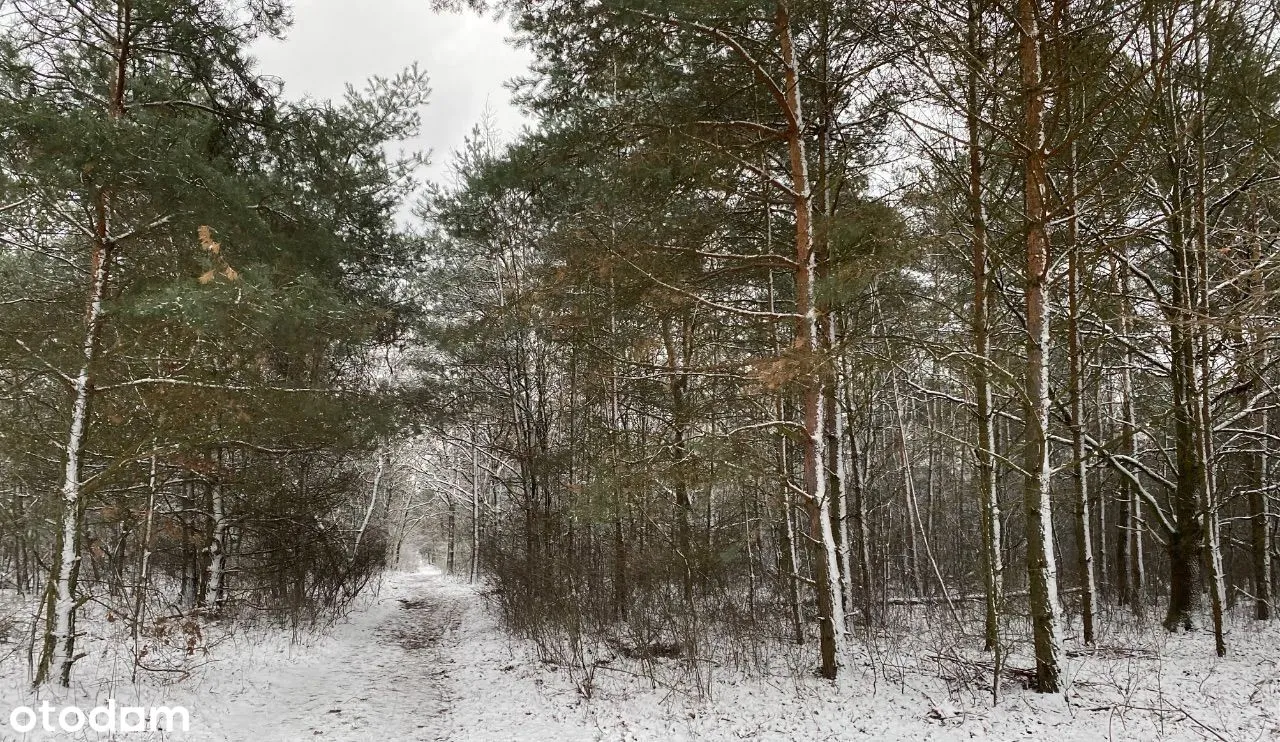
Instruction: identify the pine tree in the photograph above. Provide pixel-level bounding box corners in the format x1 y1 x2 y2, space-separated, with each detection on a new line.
0 0 426 685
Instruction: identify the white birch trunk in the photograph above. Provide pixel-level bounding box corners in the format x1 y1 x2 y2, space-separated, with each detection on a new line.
352 454 386 563
202 479 227 610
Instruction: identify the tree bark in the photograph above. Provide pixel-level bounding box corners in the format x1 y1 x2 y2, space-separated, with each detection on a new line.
966 0 1003 655
202 476 228 611
777 0 843 679
37 219 110 688
1065 145 1098 646
1019 0 1064 692
846 418 875 629
470 435 481 584
352 453 386 564
1245 215 1272 619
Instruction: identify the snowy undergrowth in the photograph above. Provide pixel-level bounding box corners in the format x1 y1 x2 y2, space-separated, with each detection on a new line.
449 586 1280 741
0 582 385 741
1 573 1277 741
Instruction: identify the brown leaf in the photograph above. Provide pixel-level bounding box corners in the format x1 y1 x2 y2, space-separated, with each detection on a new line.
198 225 221 254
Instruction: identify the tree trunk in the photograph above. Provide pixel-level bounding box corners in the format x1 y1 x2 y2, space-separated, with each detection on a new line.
131 450 159 682
846 401 876 629
1191 69 1226 653
768 265 804 645
966 0 1003 654
778 0 843 679
352 453 386 564
36 0 132 687
36 209 112 689
1065 145 1098 646
779 459 805 645
1246 221 1272 619
446 494 457 576
470 436 481 584
661 315 696 613
813 15 852 630
202 477 228 611
1115 257 1144 612
1019 0 1064 692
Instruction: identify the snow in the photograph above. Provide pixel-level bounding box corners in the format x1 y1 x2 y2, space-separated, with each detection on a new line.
2 571 1278 740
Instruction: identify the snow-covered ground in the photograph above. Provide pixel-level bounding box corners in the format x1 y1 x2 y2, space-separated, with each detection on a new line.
2 570 1278 740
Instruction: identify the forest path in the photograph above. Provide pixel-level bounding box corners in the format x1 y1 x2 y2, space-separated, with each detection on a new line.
223 566 598 742
229 567 455 741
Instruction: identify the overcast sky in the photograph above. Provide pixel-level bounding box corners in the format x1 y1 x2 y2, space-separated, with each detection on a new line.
251 0 534 191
